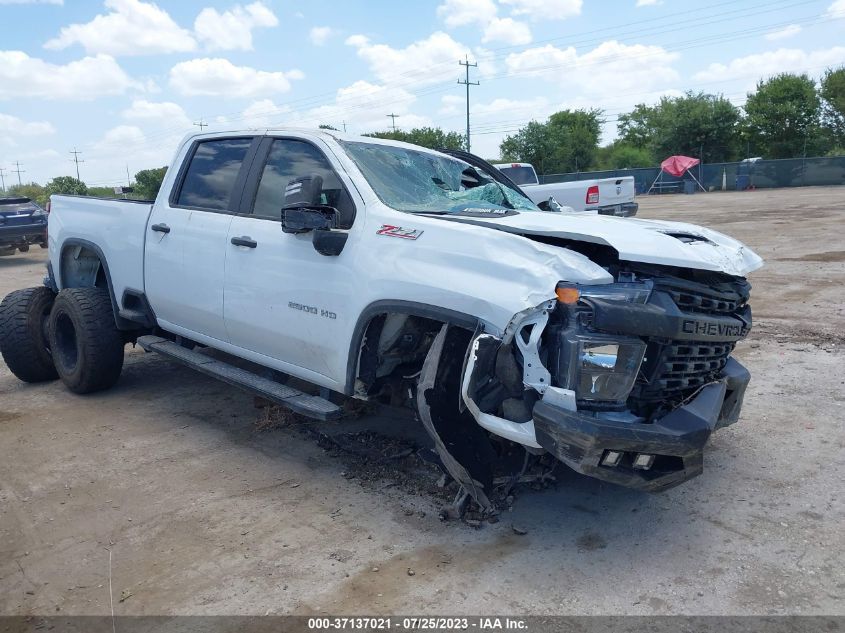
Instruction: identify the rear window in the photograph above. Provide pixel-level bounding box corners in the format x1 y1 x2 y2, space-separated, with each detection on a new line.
176 138 252 211
497 165 537 185
0 201 38 215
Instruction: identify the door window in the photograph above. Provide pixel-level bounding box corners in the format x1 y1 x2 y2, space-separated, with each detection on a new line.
252 139 355 226
176 138 253 211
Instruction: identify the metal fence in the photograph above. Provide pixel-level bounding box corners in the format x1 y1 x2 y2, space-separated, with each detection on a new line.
539 155 845 193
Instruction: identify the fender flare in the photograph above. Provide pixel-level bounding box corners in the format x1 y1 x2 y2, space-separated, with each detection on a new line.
57 238 138 330
343 299 481 395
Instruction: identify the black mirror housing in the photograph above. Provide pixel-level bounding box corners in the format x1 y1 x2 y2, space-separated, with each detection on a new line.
312 229 348 256
281 205 338 234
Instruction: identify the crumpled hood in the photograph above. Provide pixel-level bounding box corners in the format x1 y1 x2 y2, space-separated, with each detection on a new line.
439 211 763 277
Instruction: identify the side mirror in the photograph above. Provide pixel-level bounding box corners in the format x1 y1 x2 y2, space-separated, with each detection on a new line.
281 205 348 257
281 204 338 234
312 229 348 256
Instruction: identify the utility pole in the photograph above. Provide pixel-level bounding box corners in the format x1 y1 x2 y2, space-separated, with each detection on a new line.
13 161 25 186
70 147 84 182
193 119 208 131
126 163 132 187
342 121 347 133
0 167 6 192
458 55 479 152
386 113 400 132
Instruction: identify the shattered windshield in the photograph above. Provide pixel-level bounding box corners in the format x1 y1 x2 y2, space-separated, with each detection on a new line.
340 141 539 215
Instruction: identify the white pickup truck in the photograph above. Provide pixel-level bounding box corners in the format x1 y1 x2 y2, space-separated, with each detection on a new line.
493 162 638 217
0 129 762 511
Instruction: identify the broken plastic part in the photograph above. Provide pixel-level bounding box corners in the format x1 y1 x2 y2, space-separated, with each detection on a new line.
417 325 495 510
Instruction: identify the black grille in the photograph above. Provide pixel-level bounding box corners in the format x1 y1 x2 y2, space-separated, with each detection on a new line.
666 289 743 315
652 340 734 394
629 275 749 413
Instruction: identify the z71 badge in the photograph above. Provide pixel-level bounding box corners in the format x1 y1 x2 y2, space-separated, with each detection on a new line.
376 224 423 240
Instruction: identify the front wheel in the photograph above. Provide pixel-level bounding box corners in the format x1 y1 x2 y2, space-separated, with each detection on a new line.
0 286 58 382
48 288 125 394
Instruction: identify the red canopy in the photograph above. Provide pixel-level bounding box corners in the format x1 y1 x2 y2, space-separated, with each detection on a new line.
660 155 700 178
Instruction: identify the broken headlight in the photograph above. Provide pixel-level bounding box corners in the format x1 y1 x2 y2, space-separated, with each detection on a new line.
557 332 645 404
575 280 653 304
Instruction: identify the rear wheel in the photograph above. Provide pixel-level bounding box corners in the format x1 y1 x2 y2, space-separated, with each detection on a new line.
48 288 125 394
0 286 58 382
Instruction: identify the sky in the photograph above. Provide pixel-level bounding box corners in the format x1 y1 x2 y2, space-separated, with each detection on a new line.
1 0 844 188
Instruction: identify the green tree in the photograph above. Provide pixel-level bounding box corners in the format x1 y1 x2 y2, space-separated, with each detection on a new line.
134 166 167 200
364 127 466 150
596 141 654 169
8 182 47 206
318 124 338 130
45 176 88 199
499 121 555 173
820 66 845 147
500 109 603 174
744 73 823 158
618 92 741 162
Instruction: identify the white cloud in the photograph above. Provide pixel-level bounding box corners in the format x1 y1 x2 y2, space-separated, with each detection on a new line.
483 17 532 45
505 40 679 97
438 94 464 115
0 113 55 136
499 0 581 20
309 26 336 46
44 0 196 56
436 0 497 27
635 0 661 6
169 58 304 98
764 24 802 41
437 0 532 46
194 2 278 51
241 99 291 127
693 47 845 85
122 99 191 129
346 31 473 87
825 0 845 17
0 51 140 100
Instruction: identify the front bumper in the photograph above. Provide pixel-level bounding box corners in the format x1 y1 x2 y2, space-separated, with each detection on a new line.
596 202 638 217
532 357 750 492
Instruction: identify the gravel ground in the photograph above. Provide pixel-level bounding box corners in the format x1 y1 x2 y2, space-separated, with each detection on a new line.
0 187 843 616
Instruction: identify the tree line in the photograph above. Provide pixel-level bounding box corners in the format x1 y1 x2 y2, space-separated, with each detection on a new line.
5 68 842 200
501 68 845 174
3 167 167 206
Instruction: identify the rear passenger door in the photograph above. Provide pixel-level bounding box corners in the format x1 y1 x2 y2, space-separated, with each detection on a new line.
223 137 360 387
145 136 258 343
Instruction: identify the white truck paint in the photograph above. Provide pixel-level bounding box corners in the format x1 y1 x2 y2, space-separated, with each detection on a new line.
41 129 763 499
493 162 638 216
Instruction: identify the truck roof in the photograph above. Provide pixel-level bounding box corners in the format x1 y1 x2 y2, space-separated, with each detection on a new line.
177 127 450 158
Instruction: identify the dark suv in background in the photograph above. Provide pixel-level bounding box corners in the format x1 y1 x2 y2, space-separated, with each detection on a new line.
0 197 48 256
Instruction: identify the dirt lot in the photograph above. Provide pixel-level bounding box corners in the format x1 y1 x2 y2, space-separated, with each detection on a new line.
1 187 843 616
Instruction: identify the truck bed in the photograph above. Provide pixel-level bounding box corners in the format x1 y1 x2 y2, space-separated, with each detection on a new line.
48 195 154 301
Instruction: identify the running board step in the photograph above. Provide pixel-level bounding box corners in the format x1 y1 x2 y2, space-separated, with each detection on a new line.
137 336 342 421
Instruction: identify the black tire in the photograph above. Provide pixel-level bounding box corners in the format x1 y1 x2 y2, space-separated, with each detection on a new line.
47 287 125 394
0 286 58 382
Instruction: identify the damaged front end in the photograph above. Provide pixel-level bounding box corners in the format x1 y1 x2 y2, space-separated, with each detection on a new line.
462 265 753 494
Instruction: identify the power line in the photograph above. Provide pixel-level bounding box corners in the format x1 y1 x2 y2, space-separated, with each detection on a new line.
70 147 84 182
12 161 24 186
386 113 400 132
458 56 480 152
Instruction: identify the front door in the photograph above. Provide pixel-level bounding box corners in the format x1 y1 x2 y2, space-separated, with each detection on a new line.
223 137 360 388
145 136 257 343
